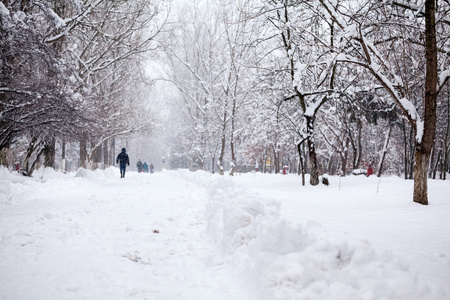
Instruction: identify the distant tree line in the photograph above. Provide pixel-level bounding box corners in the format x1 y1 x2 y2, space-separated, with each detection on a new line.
0 0 169 175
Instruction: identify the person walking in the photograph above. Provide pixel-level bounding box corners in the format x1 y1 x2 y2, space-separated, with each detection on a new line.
116 148 130 178
136 159 143 173
143 162 149 173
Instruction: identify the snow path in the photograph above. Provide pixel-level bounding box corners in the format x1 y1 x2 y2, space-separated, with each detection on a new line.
0 169 252 300
1 168 449 299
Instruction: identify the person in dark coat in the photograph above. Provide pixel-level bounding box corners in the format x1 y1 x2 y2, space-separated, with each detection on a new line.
116 148 130 178
143 162 149 173
136 159 143 173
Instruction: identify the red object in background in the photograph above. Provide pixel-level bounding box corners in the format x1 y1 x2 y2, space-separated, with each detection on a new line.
282 166 288 175
367 164 373 176
15 163 20 171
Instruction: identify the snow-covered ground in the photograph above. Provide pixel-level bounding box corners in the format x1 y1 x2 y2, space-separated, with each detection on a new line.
0 167 449 300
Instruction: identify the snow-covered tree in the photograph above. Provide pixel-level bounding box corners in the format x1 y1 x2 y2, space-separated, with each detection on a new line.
314 0 450 204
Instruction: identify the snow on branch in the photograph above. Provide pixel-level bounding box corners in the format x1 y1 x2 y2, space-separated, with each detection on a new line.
0 2 10 18
32 1 65 29
438 70 450 95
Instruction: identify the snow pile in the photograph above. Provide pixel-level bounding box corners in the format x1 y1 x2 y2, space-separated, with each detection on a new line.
0 178 11 203
75 166 117 179
188 173 442 300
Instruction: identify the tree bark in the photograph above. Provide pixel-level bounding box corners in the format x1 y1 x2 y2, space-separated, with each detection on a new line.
43 138 56 168
229 125 236 176
61 140 66 172
352 119 362 169
306 116 319 185
218 129 226 175
377 125 392 177
414 0 438 205
23 136 42 174
444 87 450 180
432 150 441 179
103 140 109 169
414 148 430 205
273 147 280 174
111 137 116 166
409 128 415 179
340 138 349 176
80 135 87 169
402 120 409 179
28 147 45 177
297 143 305 186
218 102 227 175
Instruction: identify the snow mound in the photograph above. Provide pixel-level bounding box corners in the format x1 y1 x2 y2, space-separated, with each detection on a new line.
75 167 117 179
172 171 442 300
75 168 91 178
0 178 12 203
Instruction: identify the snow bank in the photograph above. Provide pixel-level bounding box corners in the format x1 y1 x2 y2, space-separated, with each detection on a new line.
75 167 116 179
173 170 444 300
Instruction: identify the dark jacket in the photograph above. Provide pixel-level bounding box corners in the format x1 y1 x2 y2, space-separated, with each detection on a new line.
116 151 130 166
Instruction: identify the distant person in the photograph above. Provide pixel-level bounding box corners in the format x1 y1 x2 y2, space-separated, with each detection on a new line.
143 162 149 173
137 159 143 173
150 163 154 174
116 148 130 178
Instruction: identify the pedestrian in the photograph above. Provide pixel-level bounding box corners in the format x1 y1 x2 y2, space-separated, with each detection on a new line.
116 148 130 178
143 162 149 173
149 163 154 174
137 159 143 173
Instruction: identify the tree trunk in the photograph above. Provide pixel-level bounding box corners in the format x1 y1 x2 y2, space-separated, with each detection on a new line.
93 143 102 170
28 147 45 176
218 110 227 175
229 130 236 176
444 148 448 181
413 0 438 205
218 130 226 175
306 116 319 185
409 130 415 179
262 149 267 174
23 136 42 174
432 150 441 179
428 146 435 177
377 125 392 177
297 143 305 186
340 138 349 176
103 140 109 169
273 147 280 174
414 148 430 205
61 140 66 172
352 119 362 169
80 135 87 169
111 137 116 166
43 138 56 168
402 120 409 179
443 87 449 180
28 148 45 177
356 119 362 168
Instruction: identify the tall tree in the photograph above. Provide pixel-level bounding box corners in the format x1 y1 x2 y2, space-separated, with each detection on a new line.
317 0 449 204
